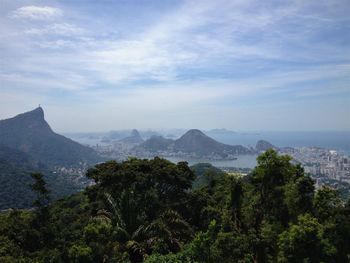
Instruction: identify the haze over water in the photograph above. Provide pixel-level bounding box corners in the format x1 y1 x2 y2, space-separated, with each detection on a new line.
209 131 350 155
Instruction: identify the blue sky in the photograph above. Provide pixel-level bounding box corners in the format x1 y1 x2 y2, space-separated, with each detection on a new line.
0 0 349 132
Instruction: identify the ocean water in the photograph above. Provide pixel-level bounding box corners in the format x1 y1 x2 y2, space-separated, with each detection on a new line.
166 155 258 169
209 131 350 155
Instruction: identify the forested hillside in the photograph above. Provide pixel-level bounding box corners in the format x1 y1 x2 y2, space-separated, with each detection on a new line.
0 145 45 209
0 150 349 262
0 145 85 209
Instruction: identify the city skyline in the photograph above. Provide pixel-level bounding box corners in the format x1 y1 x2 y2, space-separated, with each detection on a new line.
1 0 349 132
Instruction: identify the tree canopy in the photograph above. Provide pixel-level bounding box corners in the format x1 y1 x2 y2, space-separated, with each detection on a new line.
0 150 349 262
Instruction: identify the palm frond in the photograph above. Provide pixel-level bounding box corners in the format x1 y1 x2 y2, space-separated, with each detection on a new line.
104 192 126 229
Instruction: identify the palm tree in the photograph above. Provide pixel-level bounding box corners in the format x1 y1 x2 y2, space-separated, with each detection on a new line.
94 192 192 262
133 209 192 253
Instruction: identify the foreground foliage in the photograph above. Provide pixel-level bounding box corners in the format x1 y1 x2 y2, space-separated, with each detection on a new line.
0 150 349 262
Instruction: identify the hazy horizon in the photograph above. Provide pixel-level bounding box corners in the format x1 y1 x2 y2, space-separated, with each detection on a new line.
0 105 350 135
1 0 349 132
2 106 350 133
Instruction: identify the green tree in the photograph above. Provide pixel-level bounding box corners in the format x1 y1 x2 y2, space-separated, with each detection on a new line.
186 220 220 263
144 252 195 263
277 213 336 263
313 186 342 221
86 157 195 262
68 244 93 263
30 172 50 210
0 153 349 263
249 150 293 225
284 175 315 220
313 187 350 262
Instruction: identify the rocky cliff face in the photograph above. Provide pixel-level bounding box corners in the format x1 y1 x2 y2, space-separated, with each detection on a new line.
119 129 144 144
256 140 278 152
0 107 101 167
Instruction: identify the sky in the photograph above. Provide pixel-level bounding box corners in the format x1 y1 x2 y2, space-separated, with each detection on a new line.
0 0 349 132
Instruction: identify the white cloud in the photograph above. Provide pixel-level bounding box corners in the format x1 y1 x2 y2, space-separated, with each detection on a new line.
11 6 62 20
35 39 76 49
72 0 348 85
85 39 197 83
1 0 349 130
7 0 349 87
25 23 86 36
0 71 91 91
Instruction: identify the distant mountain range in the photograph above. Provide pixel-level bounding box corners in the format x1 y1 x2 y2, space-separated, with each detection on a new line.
141 135 174 152
103 129 161 141
138 129 252 158
0 107 101 167
118 129 144 144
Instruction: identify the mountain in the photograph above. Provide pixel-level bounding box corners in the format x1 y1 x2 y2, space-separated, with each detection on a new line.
0 107 101 167
107 130 131 141
256 140 278 152
140 136 174 152
172 129 251 157
119 129 144 144
139 129 251 158
139 130 162 140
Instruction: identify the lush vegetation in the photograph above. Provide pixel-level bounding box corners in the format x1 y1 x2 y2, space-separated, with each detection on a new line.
0 150 349 262
0 145 83 209
190 162 225 189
